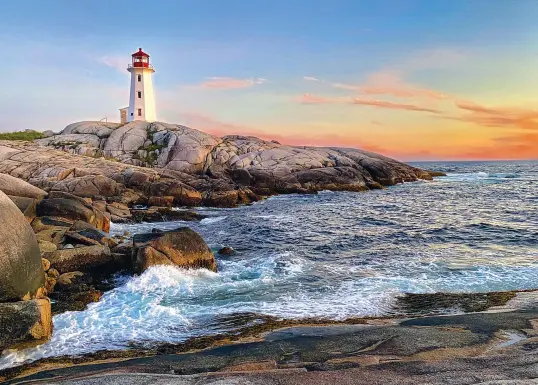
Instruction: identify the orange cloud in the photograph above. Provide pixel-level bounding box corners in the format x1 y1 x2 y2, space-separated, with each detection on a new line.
191 77 267 90
298 93 441 114
457 133 538 160
352 98 442 113
451 101 538 130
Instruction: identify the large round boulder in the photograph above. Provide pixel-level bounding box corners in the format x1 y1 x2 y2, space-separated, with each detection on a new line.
0 190 45 301
133 227 217 274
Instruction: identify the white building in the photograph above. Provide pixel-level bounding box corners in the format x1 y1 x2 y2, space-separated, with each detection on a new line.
120 48 156 123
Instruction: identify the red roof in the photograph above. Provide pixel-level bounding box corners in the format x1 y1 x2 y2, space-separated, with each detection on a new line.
132 48 149 57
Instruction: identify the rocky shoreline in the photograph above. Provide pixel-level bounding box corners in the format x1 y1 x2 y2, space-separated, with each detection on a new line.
0 121 461 382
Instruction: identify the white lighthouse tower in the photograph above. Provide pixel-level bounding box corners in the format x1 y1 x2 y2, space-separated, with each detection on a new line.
121 48 156 123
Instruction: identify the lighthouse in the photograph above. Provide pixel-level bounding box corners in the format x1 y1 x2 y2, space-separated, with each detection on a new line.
120 48 156 123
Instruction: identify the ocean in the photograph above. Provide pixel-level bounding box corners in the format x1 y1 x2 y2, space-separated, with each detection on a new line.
1 160 537 369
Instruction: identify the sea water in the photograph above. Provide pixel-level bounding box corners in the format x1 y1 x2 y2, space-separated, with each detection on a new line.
1 160 537 369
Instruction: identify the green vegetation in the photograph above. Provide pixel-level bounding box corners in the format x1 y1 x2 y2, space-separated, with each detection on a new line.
0 130 45 141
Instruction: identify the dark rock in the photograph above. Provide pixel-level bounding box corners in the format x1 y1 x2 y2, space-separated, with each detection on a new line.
64 231 102 246
47 191 93 207
133 227 217 274
231 169 253 186
147 196 174 207
48 245 112 273
218 246 236 256
51 290 102 314
0 299 52 350
0 191 45 302
131 207 205 223
32 216 74 232
36 198 109 232
427 170 448 177
8 195 38 222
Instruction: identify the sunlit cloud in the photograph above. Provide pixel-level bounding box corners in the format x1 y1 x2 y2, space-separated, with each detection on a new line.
298 93 441 114
449 101 538 130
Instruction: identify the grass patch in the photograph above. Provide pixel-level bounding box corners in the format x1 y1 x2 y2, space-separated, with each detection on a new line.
0 130 45 141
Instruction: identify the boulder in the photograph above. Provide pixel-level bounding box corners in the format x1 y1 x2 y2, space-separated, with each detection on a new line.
147 195 174 207
218 246 236 256
8 195 38 222
0 191 45 302
36 198 110 232
51 175 120 198
48 245 112 273
131 207 205 223
32 216 73 232
0 173 47 200
35 228 66 245
39 241 57 254
134 227 217 274
0 298 52 350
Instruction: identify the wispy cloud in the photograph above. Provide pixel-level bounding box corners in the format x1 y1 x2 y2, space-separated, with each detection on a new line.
448 100 538 130
298 93 441 114
303 76 321 82
190 77 268 90
98 55 127 73
352 98 442 113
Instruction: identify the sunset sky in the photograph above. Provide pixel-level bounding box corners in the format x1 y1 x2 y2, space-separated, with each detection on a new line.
1 0 537 161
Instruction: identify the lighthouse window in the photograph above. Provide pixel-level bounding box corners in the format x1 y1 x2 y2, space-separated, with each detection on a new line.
137 91 142 99
137 108 142 116
137 74 141 82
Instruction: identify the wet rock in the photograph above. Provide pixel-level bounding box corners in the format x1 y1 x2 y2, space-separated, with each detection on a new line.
134 227 217 274
204 190 240 208
131 207 205 223
56 271 85 288
0 298 52 350
427 170 448 177
147 196 174 207
218 246 236 256
106 202 132 222
47 191 93 206
0 173 47 200
0 191 45 302
48 245 112 274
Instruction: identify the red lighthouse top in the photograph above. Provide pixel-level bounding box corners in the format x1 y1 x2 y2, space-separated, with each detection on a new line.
131 48 150 68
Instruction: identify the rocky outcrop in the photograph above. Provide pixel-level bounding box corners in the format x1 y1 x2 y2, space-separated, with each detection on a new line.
0 298 52 350
48 245 112 274
0 120 437 210
133 227 217 274
36 198 109 232
0 191 45 302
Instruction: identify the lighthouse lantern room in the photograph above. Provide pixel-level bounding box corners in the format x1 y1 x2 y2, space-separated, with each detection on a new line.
123 48 156 123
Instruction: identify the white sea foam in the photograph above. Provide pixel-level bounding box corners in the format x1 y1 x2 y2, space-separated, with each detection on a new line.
200 216 227 225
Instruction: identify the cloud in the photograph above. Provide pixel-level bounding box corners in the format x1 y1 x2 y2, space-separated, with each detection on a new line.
98 56 127 73
191 77 267 90
352 98 442 113
303 76 321 82
458 133 538 160
298 93 441 114
450 101 538 130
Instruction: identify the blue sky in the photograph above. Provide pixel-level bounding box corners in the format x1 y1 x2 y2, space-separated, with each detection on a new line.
1 0 537 159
